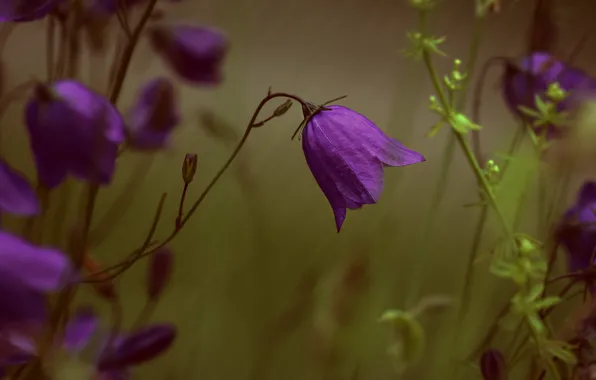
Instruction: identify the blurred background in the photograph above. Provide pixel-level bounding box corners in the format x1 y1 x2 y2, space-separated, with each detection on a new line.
3 0 596 378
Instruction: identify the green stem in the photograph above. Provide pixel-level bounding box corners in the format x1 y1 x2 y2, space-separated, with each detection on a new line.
420 49 511 237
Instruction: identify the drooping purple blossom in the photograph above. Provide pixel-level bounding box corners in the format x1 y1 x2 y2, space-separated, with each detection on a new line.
0 158 39 216
126 77 180 150
24 80 126 189
0 0 60 22
98 324 177 371
0 307 176 379
300 104 425 232
0 232 72 360
557 181 596 274
502 52 596 139
148 24 228 86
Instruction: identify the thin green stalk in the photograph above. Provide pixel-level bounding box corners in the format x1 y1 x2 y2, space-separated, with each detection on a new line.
406 10 485 307
420 47 510 236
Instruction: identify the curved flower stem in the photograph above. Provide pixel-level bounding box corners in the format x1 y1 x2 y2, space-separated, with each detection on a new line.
84 92 309 281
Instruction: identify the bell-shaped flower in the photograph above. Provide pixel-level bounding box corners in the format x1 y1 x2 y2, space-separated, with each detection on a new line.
301 103 425 232
502 52 596 139
148 24 228 86
0 232 72 363
24 80 126 189
0 0 60 22
0 307 176 379
556 181 596 274
126 78 180 150
0 158 38 216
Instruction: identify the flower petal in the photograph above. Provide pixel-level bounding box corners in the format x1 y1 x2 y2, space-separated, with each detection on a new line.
148 24 228 86
302 138 347 232
305 107 385 204
25 81 125 188
127 78 180 150
0 232 72 292
63 307 98 351
0 275 46 324
577 181 596 206
322 106 425 167
0 158 39 216
98 324 176 370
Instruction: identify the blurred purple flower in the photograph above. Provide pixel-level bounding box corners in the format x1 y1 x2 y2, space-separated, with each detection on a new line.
502 52 596 139
127 77 180 150
147 247 173 300
0 307 176 379
0 232 72 360
148 24 228 86
0 0 60 22
24 80 126 189
557 181 596 274
301 103 425 232
98 324 176 370
86 0 145 16
0 158 38 216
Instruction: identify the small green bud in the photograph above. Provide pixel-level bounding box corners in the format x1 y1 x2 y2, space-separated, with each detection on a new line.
273 99 293 117
546 82 567 103
448 112 482 134
516 236 538 256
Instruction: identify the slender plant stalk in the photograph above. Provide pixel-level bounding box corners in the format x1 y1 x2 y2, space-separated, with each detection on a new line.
406 10 486 308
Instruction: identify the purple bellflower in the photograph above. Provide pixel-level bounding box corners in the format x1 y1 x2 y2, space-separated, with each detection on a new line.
0 232 72 361
148 24 228 86
300 103 425 232
557 181 596 275
0 158 39 216
24 80 126 189
0 0 60 22
126 77 180 150
502 52 596 139
0 307 176 379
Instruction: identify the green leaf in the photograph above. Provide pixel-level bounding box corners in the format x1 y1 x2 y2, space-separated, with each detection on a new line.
546 340 578 365
518 105 541 119
426 121 445 138
528 315 545 334
527 283 545 301
533 296 561 310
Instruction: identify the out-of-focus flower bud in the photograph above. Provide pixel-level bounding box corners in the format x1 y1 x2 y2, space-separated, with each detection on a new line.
181 153 197 185
480 348 507 380
147 247 173 300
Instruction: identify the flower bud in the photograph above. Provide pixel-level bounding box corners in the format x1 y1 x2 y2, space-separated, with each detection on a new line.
98 323 176 370
480 348 507 380
147 247 173 300
274 100 293 117
182 154 197 185
148 24 228 86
